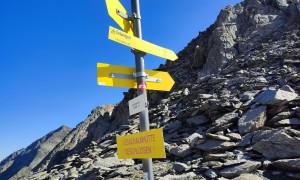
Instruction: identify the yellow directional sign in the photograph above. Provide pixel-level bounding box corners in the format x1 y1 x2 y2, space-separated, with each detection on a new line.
97 62 175 91
108 26 178 61
116 128 166 159
105 0 134 35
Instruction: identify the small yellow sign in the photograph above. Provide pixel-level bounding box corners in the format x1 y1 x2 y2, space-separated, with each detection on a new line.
108 26 178 61
97 63 175 91
105 0 134 35
116 128 166 159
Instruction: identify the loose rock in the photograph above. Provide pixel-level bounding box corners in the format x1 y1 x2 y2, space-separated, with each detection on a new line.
238 106 267 134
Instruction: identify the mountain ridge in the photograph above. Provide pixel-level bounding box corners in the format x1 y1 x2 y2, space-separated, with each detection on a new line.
0 125 72 180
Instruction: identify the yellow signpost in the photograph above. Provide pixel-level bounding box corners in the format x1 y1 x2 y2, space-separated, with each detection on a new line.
108 26 178 61
101 1 176 178
105 0 134 35
116 128 166 159
97 62 175 91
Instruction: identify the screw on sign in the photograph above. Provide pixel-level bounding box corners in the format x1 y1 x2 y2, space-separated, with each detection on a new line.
139 82 146 92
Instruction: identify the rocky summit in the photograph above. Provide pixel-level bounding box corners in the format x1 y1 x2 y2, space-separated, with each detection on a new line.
1 0 300 179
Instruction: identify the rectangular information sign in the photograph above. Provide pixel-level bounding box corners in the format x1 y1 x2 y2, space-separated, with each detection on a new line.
116 128 166 159
128 94 146 116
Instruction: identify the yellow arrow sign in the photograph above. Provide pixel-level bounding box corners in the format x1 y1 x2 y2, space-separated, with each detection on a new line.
116 128 166 159
97 62 175 91
105 0 134 35
108 26 178 61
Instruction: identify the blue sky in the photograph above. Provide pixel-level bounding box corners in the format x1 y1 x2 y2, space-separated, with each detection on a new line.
0 0 242 161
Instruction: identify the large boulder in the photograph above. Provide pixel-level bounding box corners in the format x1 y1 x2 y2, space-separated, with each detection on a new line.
232 173 265 180
252 89 298 105
196 139 236 152
219 160 261 178
207 112 239 133
272 158 300 171
238 106 267 134
166 144 192 158
253 129 300 159
159 172 196 180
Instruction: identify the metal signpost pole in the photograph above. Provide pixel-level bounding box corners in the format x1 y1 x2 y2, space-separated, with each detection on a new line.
131 0 154 179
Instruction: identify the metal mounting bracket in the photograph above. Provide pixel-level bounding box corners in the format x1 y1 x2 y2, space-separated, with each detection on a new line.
133 72 147 77
131 48 146 56
133 72 162 83
110 73 134 79
132 12 141 20
146 76 162 83
116 9 131 21
110 72 162 83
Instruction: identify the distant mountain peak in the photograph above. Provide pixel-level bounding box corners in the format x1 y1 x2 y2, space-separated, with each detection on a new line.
0 125 72 179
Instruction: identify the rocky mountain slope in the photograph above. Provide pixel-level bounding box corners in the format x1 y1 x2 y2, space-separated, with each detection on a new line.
33 104 115 172
1 0 300 179
0 125 72 180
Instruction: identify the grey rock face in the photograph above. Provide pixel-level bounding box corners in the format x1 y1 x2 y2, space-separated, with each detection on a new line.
191 0 300 77
253 129 300 159
0 148 24 174
186 115 209 125
238 106 267 134
187 133 204 147
204 152 234 161
205 169 218 179
159 172 196 180
196 140 236 152
193 45 206 68
227 133 242 141
241 91 259 101
167 144 192 158
274 118 300 126
268 111 295 126
10 167 32 180
25 171 47 180
287 172 300 179
232 173 265 180
172 162 190 173
219 160 261 178
272 158 300 171
35 105 115 171
252 89 298 105
207 112 239 133
206 133 231 141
